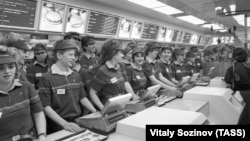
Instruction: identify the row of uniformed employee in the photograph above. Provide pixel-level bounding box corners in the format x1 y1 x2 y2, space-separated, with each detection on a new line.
0 32 204 141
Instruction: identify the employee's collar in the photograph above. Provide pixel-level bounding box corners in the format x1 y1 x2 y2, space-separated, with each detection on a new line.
0 79 23 95
34 60 47 67
106 61 120 70
187 61 194 66
146 56 156 64
174 61 183 66
123 59 131 65
51 64 73 76
160 58 170 65
84 52 95 59
131 62 142 71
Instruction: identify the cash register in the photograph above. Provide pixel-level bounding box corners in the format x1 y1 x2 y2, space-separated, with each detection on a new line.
76 93 132 133
125 84 161 113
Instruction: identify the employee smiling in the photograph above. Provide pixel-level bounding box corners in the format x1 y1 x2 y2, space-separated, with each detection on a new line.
89 39 138 110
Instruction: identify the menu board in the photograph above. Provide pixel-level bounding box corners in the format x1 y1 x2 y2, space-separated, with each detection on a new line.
176 31 183 42
182 32 192 43
190 34 198 44
130 21 143 39
39 1 66 32
197 35 202 44
141 23 159 40
87 11 119 36
0 0 37 29
211 37 218 45
171 29 179 42
118 18 132 38
158 27 167 42
65 7 88 34
165 29 173 42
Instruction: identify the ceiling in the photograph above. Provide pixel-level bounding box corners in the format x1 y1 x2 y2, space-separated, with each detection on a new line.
89 0 250 43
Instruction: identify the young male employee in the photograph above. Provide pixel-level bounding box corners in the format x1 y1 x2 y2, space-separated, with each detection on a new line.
38 40 97 134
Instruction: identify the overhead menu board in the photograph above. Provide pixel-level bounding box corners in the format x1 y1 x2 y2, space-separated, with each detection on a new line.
176 31 183 42
130 21 143 39
158 27 167 42
65 7 88 34
165 29 173 42
171 29 179 42
118 18 132 38
190 34 198 44
87 11 119 36
0 0 37 29
141 23 159 40
39 1 66 32
182 32 192 43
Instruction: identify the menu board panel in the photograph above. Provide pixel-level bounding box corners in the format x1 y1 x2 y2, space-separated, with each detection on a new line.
165 29 173 42
176 31 183 42
158 27 167 42
130 21 143 39
171 29 179 42
141 23 159 40
87 11 119 36
39 1 66 32
65 7 88 34
190 34 198 44
182 32 192 43
0 0 37 29
118 18 132 38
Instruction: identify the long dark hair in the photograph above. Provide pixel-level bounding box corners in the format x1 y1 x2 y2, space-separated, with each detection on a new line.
100 39 122 65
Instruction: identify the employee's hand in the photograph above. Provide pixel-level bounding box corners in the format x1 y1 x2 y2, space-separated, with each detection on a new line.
63 122 85 132
38 135 47 141
132 94 140 101
168 87 182 97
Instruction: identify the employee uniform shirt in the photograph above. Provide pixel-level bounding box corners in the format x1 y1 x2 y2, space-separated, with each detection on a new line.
0 80 43 140
170 62 186 81
39 64 86 120
158 59 173 81
126 63 147 95
79 53 99 74
224 62 250 91
90 62 127 105
26 61 48 90
184 62 196 76
142 57 161 87
194 58 203 73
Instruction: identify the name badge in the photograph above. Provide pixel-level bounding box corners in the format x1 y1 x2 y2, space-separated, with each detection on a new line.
191 70 194 73
166 68 169 72
110 77 118 83
57 89 65 95
35 73 42 77
197 63 200 66
136 75 141 79
0 112 2 119
177 70 181 73
89 65 93 69
152 69 155 73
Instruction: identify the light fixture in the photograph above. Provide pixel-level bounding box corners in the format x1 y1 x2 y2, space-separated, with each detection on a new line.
127 0 166 8
177 15 206 25
153 6 183 15
127 0 183 15
233 14 250 26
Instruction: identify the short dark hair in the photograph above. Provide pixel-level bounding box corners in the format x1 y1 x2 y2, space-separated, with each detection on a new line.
100 39 123 65
64 32 80 40
186 51 195 58
81 35 95 50
161 47 172 54
144 41 160 56
172 49 184 60
233 48 248 62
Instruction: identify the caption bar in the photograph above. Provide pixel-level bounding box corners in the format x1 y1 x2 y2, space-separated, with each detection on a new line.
146 125 250 140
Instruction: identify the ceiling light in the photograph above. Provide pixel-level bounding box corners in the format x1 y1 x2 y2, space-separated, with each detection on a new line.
153 5 183 15
127 0 166 8
201 23 224 30
233 14 250 26
177 15 206 25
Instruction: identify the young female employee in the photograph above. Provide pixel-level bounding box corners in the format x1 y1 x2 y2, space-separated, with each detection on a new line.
170 49 187 82
26 44 50 90
126 47 148 96
184 51 197 76
224 48 250 124
38 40 97 134
142 42 181 96
0 51 46 141
89 39 138 110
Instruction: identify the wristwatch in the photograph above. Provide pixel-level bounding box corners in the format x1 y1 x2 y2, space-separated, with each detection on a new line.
38 132 47 137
